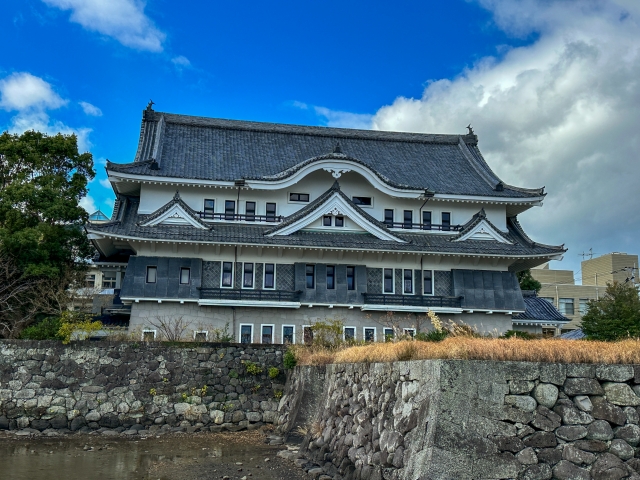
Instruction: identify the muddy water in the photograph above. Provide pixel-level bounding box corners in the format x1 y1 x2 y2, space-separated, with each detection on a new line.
0 432 295 480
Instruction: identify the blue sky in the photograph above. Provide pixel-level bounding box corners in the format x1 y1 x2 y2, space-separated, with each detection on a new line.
2 0 640 279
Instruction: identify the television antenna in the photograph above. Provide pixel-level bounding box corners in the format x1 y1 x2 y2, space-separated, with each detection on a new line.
578 248 595 260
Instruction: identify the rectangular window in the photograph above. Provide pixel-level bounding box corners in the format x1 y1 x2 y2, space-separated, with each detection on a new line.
403 269 413 294
180 267 191 285
245 201 256 221
347 266 355 290
222 262 233 287
266 202 276 221
384 209 394 227
352 196 372 206
364 327 376 342
403 210 413 229
383 328 394 341
384 268 394 293
194 331 208 342
422 211 432 230
289 193 309 202
579 299 589 315
283 325 295 344
225 200 235 220
326 265 335 289
240 324 253 344
243 263 254 288
264 264 275 289
344 327 356 341
303 326 313 345
85 274 96 288
204 199 215 217
306 264 315 288
404 328 416 338
442 212 451 231
103 272 117 288
423 270 433 295
323 216 332 226
559 298 575 315
142 330 156 342
261 325 274 344
146 266 157 284
335 216 344 227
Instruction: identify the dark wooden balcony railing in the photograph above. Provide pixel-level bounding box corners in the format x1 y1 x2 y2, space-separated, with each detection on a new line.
197 212 284 223
383 222 462 231
200 288 302 302
362 293 463 308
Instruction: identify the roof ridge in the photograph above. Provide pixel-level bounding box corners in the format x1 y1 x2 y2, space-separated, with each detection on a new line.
449 208 513 244
137 190 212 229
507 216 566 251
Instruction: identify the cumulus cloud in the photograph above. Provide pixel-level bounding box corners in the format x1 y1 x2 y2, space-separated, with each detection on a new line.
79 194 98 213
370 0 640 272
42 0 166 52
0 72 92 151
79 101 102 116
293 101 373 130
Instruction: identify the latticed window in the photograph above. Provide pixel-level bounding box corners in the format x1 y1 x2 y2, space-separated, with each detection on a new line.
559 298 575 315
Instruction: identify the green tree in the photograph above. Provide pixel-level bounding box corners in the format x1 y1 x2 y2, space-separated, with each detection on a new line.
0 130 94 277
581 282 640 340
517 269 542 292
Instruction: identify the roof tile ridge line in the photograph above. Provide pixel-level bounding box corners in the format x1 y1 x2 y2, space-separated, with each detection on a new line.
448 208 512 244
507 216 566 251
107 158 155 170
468 145 545 196
158 111 462 145
263 181 342 235
256 153 422 191
138 191 212 230
457 137 501 190
134 109 158 163
151 114 166 164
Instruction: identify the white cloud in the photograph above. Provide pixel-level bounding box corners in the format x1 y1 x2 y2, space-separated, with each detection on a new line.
0 72 67 111
79 194 97 213
292 101 373 129
369 0 640 272
99 178 111 189
79 101 102 116
171 55 191 70
43 0 166 52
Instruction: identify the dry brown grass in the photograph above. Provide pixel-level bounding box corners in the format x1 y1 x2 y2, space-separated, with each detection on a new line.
293 337 640 365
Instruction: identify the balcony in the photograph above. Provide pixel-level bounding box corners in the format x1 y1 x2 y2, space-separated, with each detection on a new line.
383 222 462 231
197 212 284 223
199 288 302 308
362 293 463 312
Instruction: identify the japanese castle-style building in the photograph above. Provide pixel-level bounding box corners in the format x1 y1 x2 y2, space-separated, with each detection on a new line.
87 104 566 343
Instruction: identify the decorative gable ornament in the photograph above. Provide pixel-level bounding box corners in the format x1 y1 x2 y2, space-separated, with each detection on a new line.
453 218 513 244
139 197 209 230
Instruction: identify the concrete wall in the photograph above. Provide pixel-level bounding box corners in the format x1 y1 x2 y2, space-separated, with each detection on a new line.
0 341 285 433
279 360 640 480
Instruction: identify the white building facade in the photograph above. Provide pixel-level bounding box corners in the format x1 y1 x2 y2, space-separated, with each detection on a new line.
87 105 565 343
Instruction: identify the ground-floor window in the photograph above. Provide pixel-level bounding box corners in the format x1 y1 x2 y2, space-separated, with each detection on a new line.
240 324 253 344
303 326 313 345
261 324 274 344
403 328 416 338
282 325 295 344
344 326 356 341
142 330 156 342
194 331 208 342
542 328 556 338
383 328 394 341
364 327 376 342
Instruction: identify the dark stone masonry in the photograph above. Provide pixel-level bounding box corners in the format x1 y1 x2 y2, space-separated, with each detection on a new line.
0 341 285 434
276 360 640 480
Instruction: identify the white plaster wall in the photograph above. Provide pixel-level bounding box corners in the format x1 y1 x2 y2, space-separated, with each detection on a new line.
128 302 513 341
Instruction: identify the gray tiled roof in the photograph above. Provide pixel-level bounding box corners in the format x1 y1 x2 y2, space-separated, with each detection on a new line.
87 196 566 258
452 269 526 311
513 291 570 322
106 109 545 199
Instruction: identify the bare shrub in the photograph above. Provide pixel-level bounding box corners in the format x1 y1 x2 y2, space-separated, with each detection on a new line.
146 315 193 341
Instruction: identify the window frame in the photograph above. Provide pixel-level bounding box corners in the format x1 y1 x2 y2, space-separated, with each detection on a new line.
441 212 451 231
579 298 590 315
352 196 373 207
142 329 157 341
403 210 413 229
242 262 254 289
559 298 575 316
103 271 117 288
266 202 277 221
146 266 157 284
306 264 315 289
423 269 434 296
179 267 191 285
282 325 295 344
193 330 208 342
245 201 256 221
383 328 394 341
289 192 310 203
224 200 236 220
326 265 335 290
204 199 215 217
384 209 394 227
239 323 254 344
403 328 416 338
85 274 96 288
261 324 275 344
403 269 414 294
347 266 355 291
221 261 234 288
323 215 332 227
335 216 344 227
363 327 377 342
263 263 275 289
343 326 356 342
383 268 394 294
422 211 432 230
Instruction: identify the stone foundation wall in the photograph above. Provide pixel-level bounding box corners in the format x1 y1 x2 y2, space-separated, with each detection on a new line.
0 341 285 434
281 360 640 480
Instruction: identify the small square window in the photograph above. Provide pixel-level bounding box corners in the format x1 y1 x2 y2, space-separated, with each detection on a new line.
344 327 355 341
289 193 310 202
146 266 157 284
323 216 332 226
383 328 394 341
142 330 156 342
335 216 344 227
180 267 190 285
404 328 416 338
194 331 208 342
352 196 372 206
